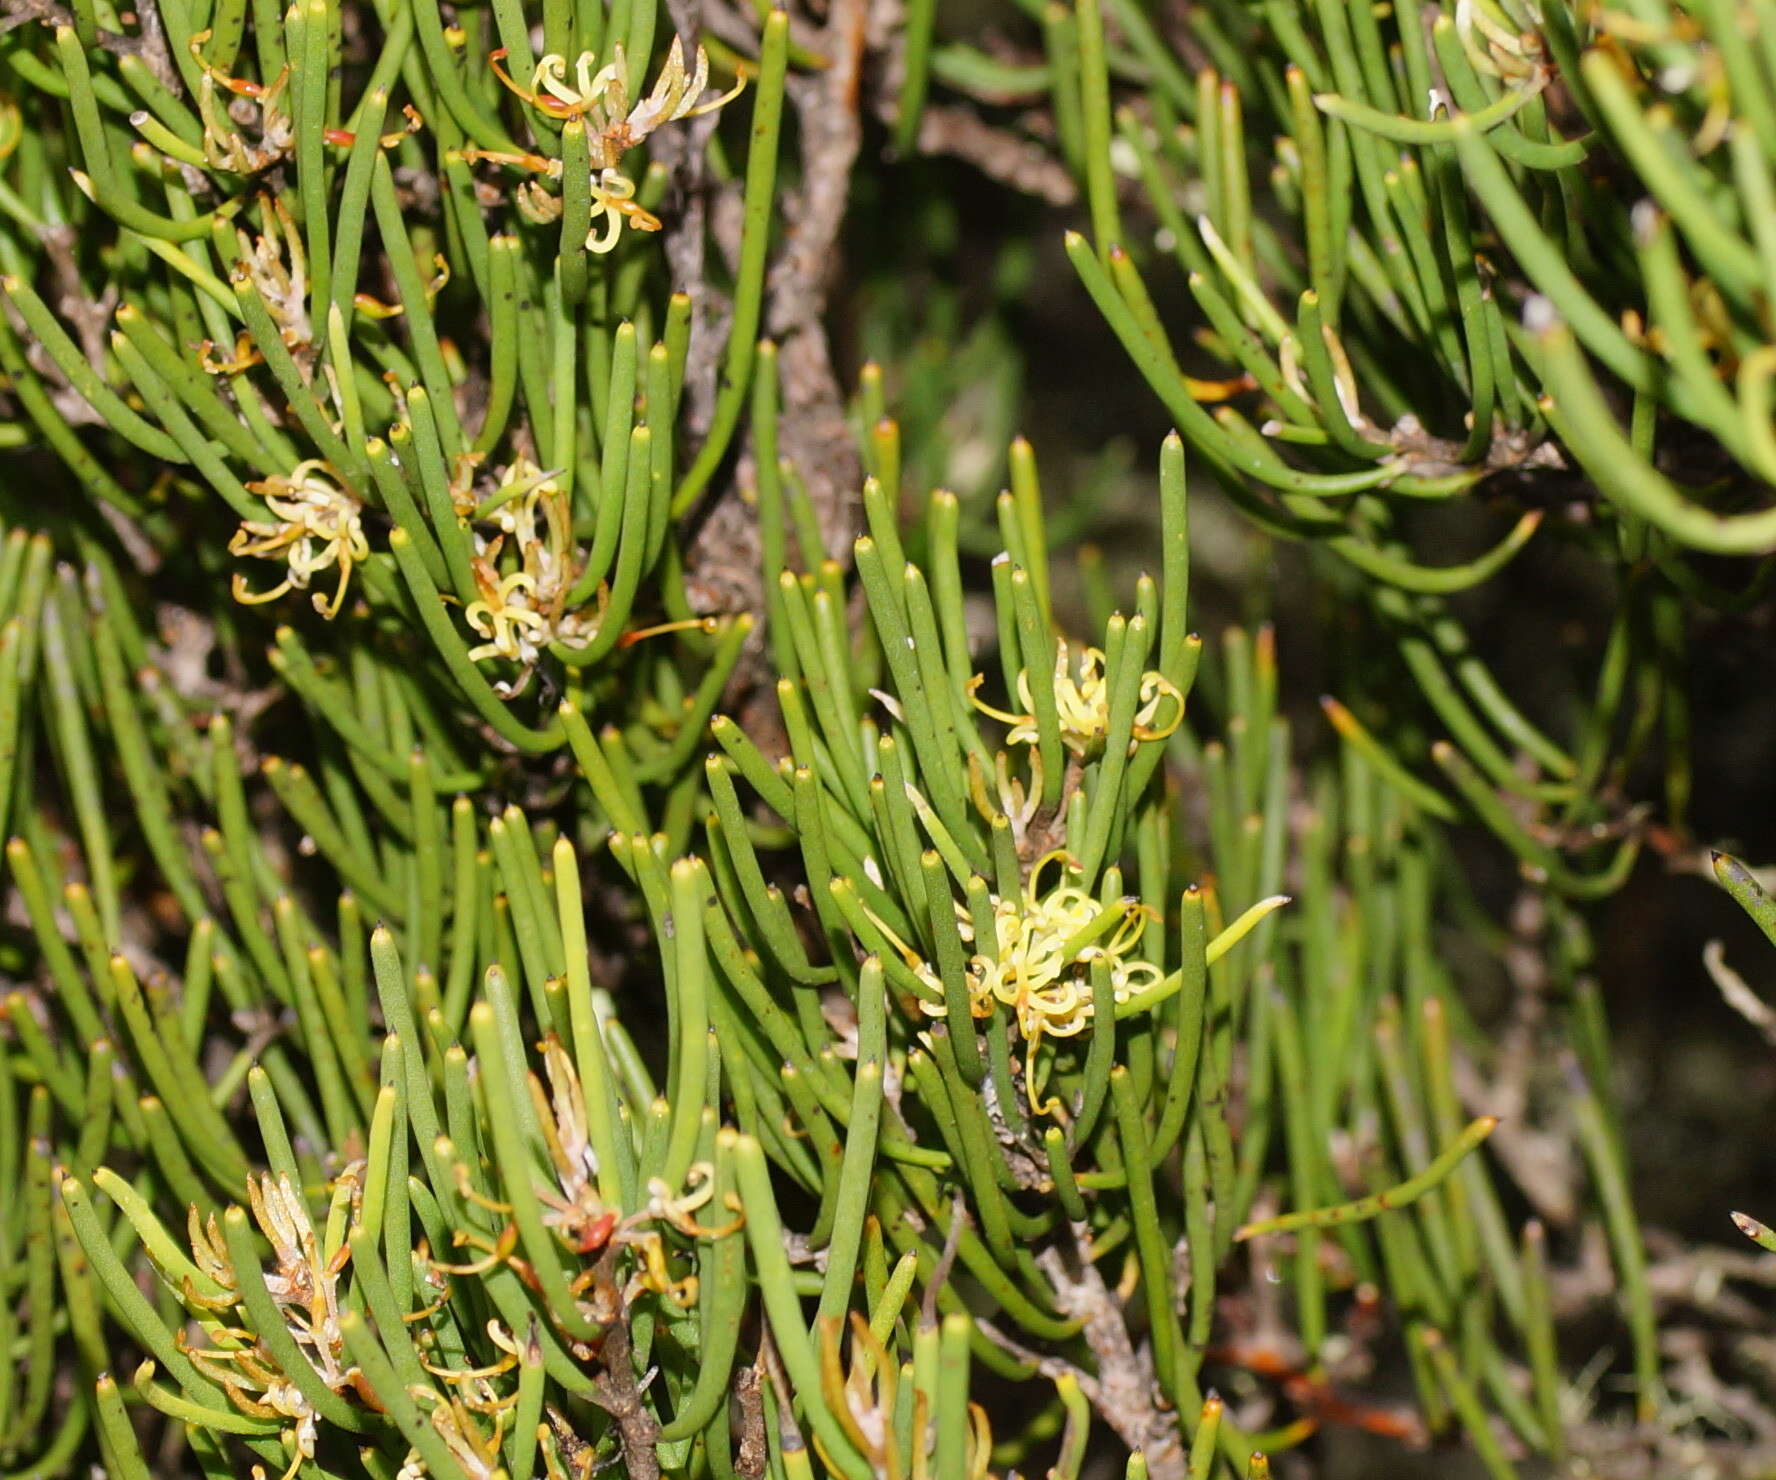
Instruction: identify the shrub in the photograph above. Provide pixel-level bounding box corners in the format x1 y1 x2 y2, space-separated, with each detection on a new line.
0 0 1770 1475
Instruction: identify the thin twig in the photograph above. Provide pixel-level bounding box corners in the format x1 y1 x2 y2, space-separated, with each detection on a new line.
1037 1226 1186 1480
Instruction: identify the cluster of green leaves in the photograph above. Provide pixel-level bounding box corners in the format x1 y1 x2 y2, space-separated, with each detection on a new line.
918 0 1776 889
0 0 791 774
684 430 1660 1477
0 0 1705 1475
0 426 1654 1479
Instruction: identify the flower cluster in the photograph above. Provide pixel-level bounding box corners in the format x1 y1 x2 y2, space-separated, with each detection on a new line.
462 460 603 680
229 460 369 618
179 1170 365 1480
882 853 1163 1112
394 1385 513 1480
820 1314 998 1480
440 1037 738 1355
970 639 1184 759
479 38 744 252
232 196 312 351
530 1036 736 1308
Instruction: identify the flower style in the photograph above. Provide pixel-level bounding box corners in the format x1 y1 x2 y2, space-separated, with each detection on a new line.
230 461 369 618
969 639 1185 758
478 38 744 253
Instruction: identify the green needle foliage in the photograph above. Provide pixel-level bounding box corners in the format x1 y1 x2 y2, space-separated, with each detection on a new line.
0 443 1656 1478
0 0 1768 1475
0 0 780 774
1031 0 1776 888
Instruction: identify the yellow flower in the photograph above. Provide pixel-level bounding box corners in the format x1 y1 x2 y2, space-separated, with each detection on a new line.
530 1036 617 1255
437 1041 737 1344
531 1038 733 1305
395 1386 512 1480
233 196 311 348
969 638 1184 758
464 563 550 664
969 853 1160 1036
229 461 368 619
190 35 296 173
499 38 742 155
484 38 744 253
177 1168 368 1480
460 466 611 679
877 852 1162 1113
820 1314 998 1480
